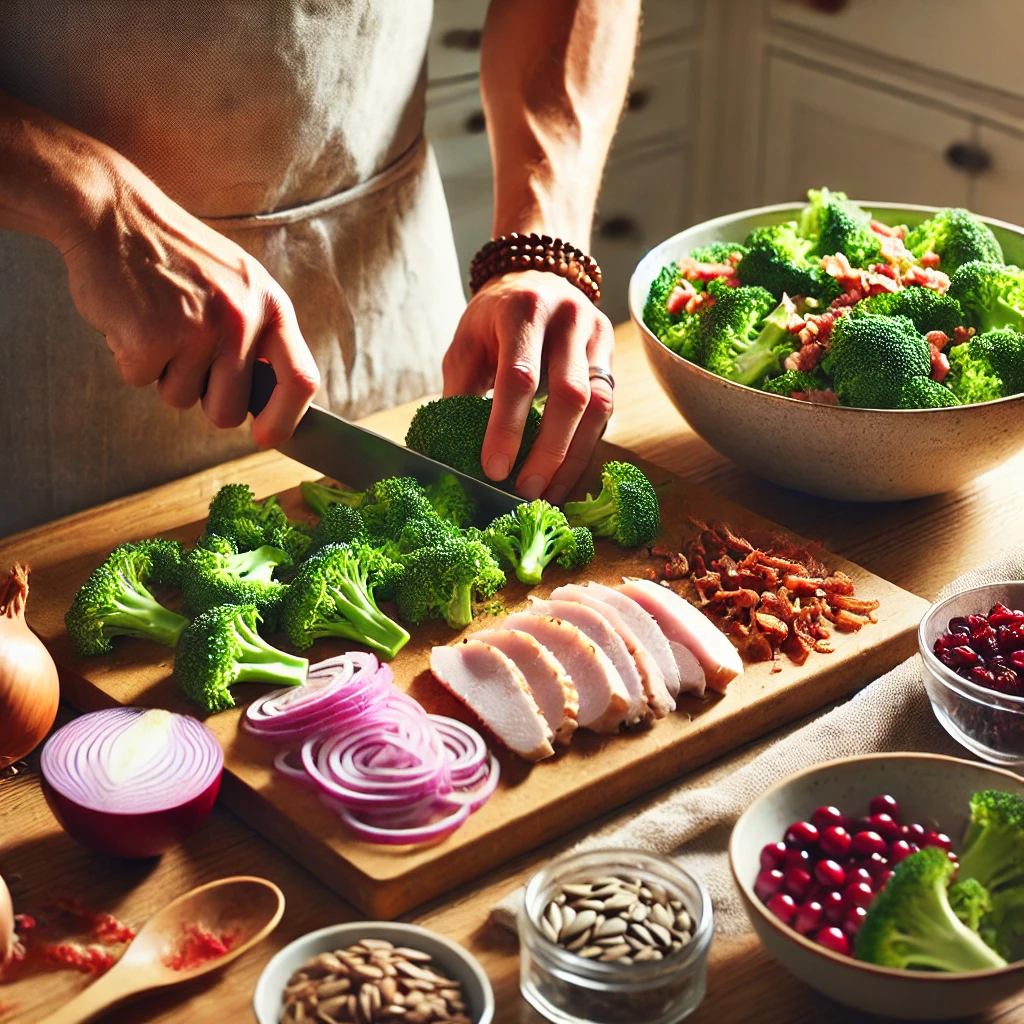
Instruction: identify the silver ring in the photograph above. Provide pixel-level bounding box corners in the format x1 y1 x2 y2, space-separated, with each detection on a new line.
588 366 615 391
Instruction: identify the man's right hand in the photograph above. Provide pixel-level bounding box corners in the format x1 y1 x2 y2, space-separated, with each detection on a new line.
0 90 319 448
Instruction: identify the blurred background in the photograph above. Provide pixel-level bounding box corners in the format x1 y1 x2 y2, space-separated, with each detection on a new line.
427 0 1024 323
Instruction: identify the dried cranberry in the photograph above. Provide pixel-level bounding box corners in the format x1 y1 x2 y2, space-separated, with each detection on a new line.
794 900 824 936
967 614 988 630
889 839 914 865
970 666 997 688
851 831 888 857
987 603 1024 627
867 813 901 841
868 795 900 820
760 841 788 871
970 624 999 660
766 892 798 924
811 805 846 831
843 881 874 910
785 822 820 848
951 645 980 667
843 905 869 937
784 866 813 902
1011 651 1024 671
815 926 850 956
822 890 845 925
997 624 1024 652
814 859 846 890
755 869 784 901
820 825 852 859
948 616 970 632
995 669 1023 694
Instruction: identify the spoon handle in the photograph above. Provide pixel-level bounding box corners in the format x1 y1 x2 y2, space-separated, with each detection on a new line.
34 967 146 1024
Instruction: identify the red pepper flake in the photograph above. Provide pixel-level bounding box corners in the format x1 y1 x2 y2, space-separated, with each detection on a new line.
164 925 236 971
40 943 115 975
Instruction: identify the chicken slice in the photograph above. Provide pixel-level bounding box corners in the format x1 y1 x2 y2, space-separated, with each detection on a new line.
473 628 579 743
430 641 554 761
529 598 650 725
552 581 705 698
618 579 743 692
548 584 677 715
503 613 631 734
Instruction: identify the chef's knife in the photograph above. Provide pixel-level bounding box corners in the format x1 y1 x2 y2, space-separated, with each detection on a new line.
248 361 523 526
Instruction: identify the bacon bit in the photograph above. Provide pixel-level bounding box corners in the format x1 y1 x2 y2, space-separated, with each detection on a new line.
831 288 864 308
738 631 775 662
953 325 976 346
919 250 941 269
755 611 790 644
931 348 951 383
666 281 697 315
822 252 901 298
640 567 659 581
664 552 689 580
785 342 823 373
870 220 906 239
903 264 950 293
869 262 899 281
679 256 740 283
710 588 761 609
684 290 715 315
165 925 236 972
831 593 880 618
786 311 808 334
793 388 839 405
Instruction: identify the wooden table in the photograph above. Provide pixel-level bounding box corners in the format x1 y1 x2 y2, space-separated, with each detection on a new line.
3 323 1023 1024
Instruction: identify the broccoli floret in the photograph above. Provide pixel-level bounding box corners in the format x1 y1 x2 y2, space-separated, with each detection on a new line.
644 263 683 342
279 542 410 659
736 223 842 303
799 188 882 268
697 286 797 388
394 534 505 630
885 287 966 337
66 542 190 655
823 314 931 409
564 461 660 548
949 878 993 933
308 502 366 556
905 208 1003 272
405 395 542 484
174 603 309 714
425 472 475 528
947 329 1024 403
689 241 749 265
850 291 903 319
181 540 290 626
898 377 960 409
300 479 364 517
959 790 1024 894
983 885 1024 961
204 483 312 561
762 370 828 397
131 538 186 588
854 847 1007 972
948 261 1024 334
483 500 595 585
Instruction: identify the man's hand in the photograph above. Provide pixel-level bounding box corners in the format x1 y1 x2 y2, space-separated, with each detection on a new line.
442 270 614 504
61 167 319 448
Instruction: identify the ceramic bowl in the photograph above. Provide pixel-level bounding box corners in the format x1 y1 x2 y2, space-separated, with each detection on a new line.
919 581 1024 765
628 201 1024 501
253 921 495 1024
729 753 1024 1020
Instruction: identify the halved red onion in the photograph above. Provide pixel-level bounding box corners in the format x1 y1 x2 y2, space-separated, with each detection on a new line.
41 707 223 858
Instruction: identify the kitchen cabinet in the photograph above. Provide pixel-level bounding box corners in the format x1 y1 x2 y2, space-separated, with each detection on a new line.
973 123 1024 228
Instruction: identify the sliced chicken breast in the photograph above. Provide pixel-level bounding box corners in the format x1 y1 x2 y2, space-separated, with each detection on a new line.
503 613 631 734
553 581 705 698
548 584 676 716
430 641 554 761
529 598 650 725
473 628 579 743
618 579 743 692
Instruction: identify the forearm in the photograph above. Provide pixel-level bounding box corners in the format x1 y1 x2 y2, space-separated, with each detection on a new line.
480 0 640 247
0 89 123 251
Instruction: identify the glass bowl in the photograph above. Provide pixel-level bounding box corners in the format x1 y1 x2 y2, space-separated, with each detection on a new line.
918 581 1024 765
518 848 712 1024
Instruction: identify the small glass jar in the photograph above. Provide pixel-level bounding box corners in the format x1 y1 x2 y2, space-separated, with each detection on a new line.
518 849 712 1024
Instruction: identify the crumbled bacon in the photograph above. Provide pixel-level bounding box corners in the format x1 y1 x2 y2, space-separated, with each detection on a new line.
648 520 879 670
919 251 941 269
784 341 823 373
822 253 901 298
666 280 697 315
793 388 839 405
679 256 741 283
925 331 952 382
902 264 950 293
664 551 690 580
954 325 976 346
869 220 906 239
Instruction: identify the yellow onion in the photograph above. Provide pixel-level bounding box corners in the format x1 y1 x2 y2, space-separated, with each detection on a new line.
0 565 59 769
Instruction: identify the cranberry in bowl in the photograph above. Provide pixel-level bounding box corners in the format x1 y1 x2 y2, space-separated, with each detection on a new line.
919 581 1024 765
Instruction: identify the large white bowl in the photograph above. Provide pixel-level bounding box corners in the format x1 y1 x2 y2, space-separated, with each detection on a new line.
628 201 1024 501
729 753 1024 1020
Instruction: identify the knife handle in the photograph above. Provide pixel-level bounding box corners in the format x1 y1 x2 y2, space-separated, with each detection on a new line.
249 360 278 417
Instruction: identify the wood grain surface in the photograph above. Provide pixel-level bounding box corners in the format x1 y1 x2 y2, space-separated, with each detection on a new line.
2 323 1023 1024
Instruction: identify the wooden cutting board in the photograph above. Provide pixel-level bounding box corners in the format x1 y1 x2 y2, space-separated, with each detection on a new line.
26 443 929 918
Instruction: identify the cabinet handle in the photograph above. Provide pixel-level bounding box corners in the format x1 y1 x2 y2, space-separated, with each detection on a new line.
945 141 993 174
598 216 639 241
441 28 483 51
464 110 487 135
626 89 650 112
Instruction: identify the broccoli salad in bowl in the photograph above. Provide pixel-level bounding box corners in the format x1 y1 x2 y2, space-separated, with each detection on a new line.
642 188 1024 410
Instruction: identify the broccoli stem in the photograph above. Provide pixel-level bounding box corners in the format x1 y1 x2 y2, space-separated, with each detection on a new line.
445 583 474 629
960 829 1021 892
230 614 308 687
891 917 1007 972
516 521 552 585
108 588 188 646
315 580 410 659
563 489 615 537
733 320 792 387
228 548 282 583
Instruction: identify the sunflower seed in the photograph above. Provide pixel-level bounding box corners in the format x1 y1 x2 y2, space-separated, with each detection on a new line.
597 935 628 946
562 883 594 897
540 916 558 942
633 947 660 962
316 979 352 998
572 899 607 912
593 917 627 939
394 948 433 963
675 910 692 932
545 901 563 935
629 923 654 945
561 909 596 939
629 903 649 923
639 886 653 900
650 903 673 929
565 928 592 951
598 944 631 961
590 884 624 899
578 945 604 958
591 876 625 887
380 977 397 1004
558 905 576 936
648 922 672 946
670 900 683 911
601 892 635 912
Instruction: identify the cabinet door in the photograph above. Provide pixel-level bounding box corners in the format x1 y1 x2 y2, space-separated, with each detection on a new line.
612 43 695 154
425 79 490 182
761 56 972 209
429 0 487 82
973 124 1024 229
593 145 691 324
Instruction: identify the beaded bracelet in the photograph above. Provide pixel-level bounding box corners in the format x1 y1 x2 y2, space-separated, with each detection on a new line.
469 232 602 303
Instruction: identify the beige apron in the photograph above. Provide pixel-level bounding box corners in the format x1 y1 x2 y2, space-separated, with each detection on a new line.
0 0 465 537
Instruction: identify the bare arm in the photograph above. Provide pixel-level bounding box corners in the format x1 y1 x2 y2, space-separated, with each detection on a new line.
0 89 318 446
443 0 640 502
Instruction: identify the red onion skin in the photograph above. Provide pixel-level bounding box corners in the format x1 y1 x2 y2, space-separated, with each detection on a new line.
41 774 221 859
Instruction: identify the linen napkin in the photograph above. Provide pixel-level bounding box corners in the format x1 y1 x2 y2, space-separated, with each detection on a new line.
492 546 1024 935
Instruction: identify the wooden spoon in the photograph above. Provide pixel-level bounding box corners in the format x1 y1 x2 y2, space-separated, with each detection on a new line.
36 876 285 1024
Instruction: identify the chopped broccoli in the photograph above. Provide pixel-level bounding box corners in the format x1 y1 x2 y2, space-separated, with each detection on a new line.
131 538 186 588
483 500 595 585
394 534 505 630
879 287 966 338
174 603 309 714
762 370 828 397
898 377 960 409
854 847 1007 972
947 261 1024 335
66 542 190 655
949 878 993 933
823 314 931 409
405 395 541 484
736 222 842 303
799 187 882 268
181 539 290 626
204 483 312 561
689 241 749 265
280 542 410 659
300 479 364 517
947 329 1024 403
564 461 660 549
983 885 1024 961
905 208 1003 272
959 790 1024 894
308 502 366 556
643 263 683 342
696 286 797 388
426 472 475 528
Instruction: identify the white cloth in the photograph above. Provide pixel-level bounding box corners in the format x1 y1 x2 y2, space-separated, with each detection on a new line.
0 1 466 536
492 547 1024 935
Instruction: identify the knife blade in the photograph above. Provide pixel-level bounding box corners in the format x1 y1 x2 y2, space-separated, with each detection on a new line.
248 361 524 526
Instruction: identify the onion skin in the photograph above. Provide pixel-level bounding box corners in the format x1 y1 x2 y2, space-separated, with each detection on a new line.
41 774 221 859
0 565 59 769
